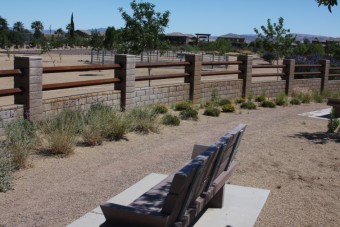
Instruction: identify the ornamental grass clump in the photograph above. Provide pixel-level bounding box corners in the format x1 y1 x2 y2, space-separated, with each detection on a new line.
4 119 37 169
290 97 301 105
240 101 257 110
174 101 193 111
152 103 168 114
219 98 232 106
104 112 131 140
0 147 13 192
255 90 267 102
179 108 199 121
275 92 288 106
40 109 85 156
82 104 113 146
221 104 236 113
129 106 160 134
161 114 180 126
203 107 221 117
261 100 276 108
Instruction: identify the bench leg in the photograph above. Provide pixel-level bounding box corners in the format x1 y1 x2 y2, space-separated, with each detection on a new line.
208 185 224 208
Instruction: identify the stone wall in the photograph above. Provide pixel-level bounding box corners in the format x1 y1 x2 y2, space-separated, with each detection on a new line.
294 79 322 92
250 81 286 98
135 83 190 107
0 105 24 135
328 80 340 92
201 79 243 100
43 90 121 118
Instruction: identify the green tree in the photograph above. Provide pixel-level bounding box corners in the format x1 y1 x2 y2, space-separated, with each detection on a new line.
103 26 119 50
317 0 338 12
254 17 295 64
90 29 104 50
118 0 170 62
0 16 8 32
213 39 232 55
13 21 24 32
70 13 75 39
31 21 44 48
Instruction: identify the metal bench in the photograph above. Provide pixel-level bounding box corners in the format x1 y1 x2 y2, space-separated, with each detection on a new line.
100 124 247 227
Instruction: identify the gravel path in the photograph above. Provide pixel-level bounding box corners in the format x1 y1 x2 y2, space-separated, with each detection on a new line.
0 103 339 227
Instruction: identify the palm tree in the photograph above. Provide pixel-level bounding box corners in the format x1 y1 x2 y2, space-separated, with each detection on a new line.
31 21 44 36
0 16 8 31
13 21 24 32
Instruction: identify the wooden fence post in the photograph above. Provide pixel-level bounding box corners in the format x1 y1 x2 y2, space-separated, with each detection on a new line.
237 55 253 98
14 56 43 121
185 54 202 104
319 59 330 92
283 59 295 96
114 54 136 110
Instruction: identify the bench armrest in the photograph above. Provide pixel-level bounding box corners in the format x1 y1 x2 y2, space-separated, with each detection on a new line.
100 202 170 227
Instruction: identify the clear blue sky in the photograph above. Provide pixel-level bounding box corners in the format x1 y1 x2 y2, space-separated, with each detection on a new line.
1 0 339 37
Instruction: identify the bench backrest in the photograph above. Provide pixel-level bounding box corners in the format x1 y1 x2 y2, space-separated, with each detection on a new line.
162 124 247 224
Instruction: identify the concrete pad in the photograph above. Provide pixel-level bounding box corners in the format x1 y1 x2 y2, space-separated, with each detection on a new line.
194 184 270 227
68 173 270 227
298 108 332 120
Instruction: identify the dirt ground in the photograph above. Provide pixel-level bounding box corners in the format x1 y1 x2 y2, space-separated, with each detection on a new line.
0 102 339 227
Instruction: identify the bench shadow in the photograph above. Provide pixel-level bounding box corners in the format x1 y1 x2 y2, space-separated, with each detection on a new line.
292 132 340 144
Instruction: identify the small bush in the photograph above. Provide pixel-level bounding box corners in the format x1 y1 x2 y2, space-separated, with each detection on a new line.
82 104 113 146
174 101 192 111
180 108 198 121
290 98 301 105
201 100 215 108
211 88 220 104
219 98 232 106
221 104 236 113
275 92 288 106
152 103 168 114
240 101 257 110
104 112 131 140
129 106 160 134
300 93 312 103
328 108 340 133
312 90 332 103
40 110 83 155
261 100 276 108
162 114 180 126
0 148 13 192
235 98 246 104
4 119 37 169
203 107 221 117
255 90 267 102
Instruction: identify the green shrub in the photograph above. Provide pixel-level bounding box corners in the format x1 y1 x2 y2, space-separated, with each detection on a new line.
300 93 312 103
235 97 246 104
201 100 215 108
203 107 221 117
82 103 114 145
275 92 288 106
311 90 332 103
180 108 198 121
290 98 301 105
129 107 160 134
221 104 236 113
211 88 220 104
162 114 180 126
104 112 131 140
152 103 168 114
240 101 257 110
247 92 254 101
219 98 232 106
40 110 83 156
4 119 37 169
174 101 192 111
261 100 276 108
42 109 85 135
235 98 246 104
0 147 13 192
328 108 340 133
255 90 267 102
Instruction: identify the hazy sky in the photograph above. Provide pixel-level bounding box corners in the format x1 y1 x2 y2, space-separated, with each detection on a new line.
1 0 339 37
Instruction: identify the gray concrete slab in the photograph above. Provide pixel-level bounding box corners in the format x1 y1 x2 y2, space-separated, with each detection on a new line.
298 108 332 120
68 173 270 227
